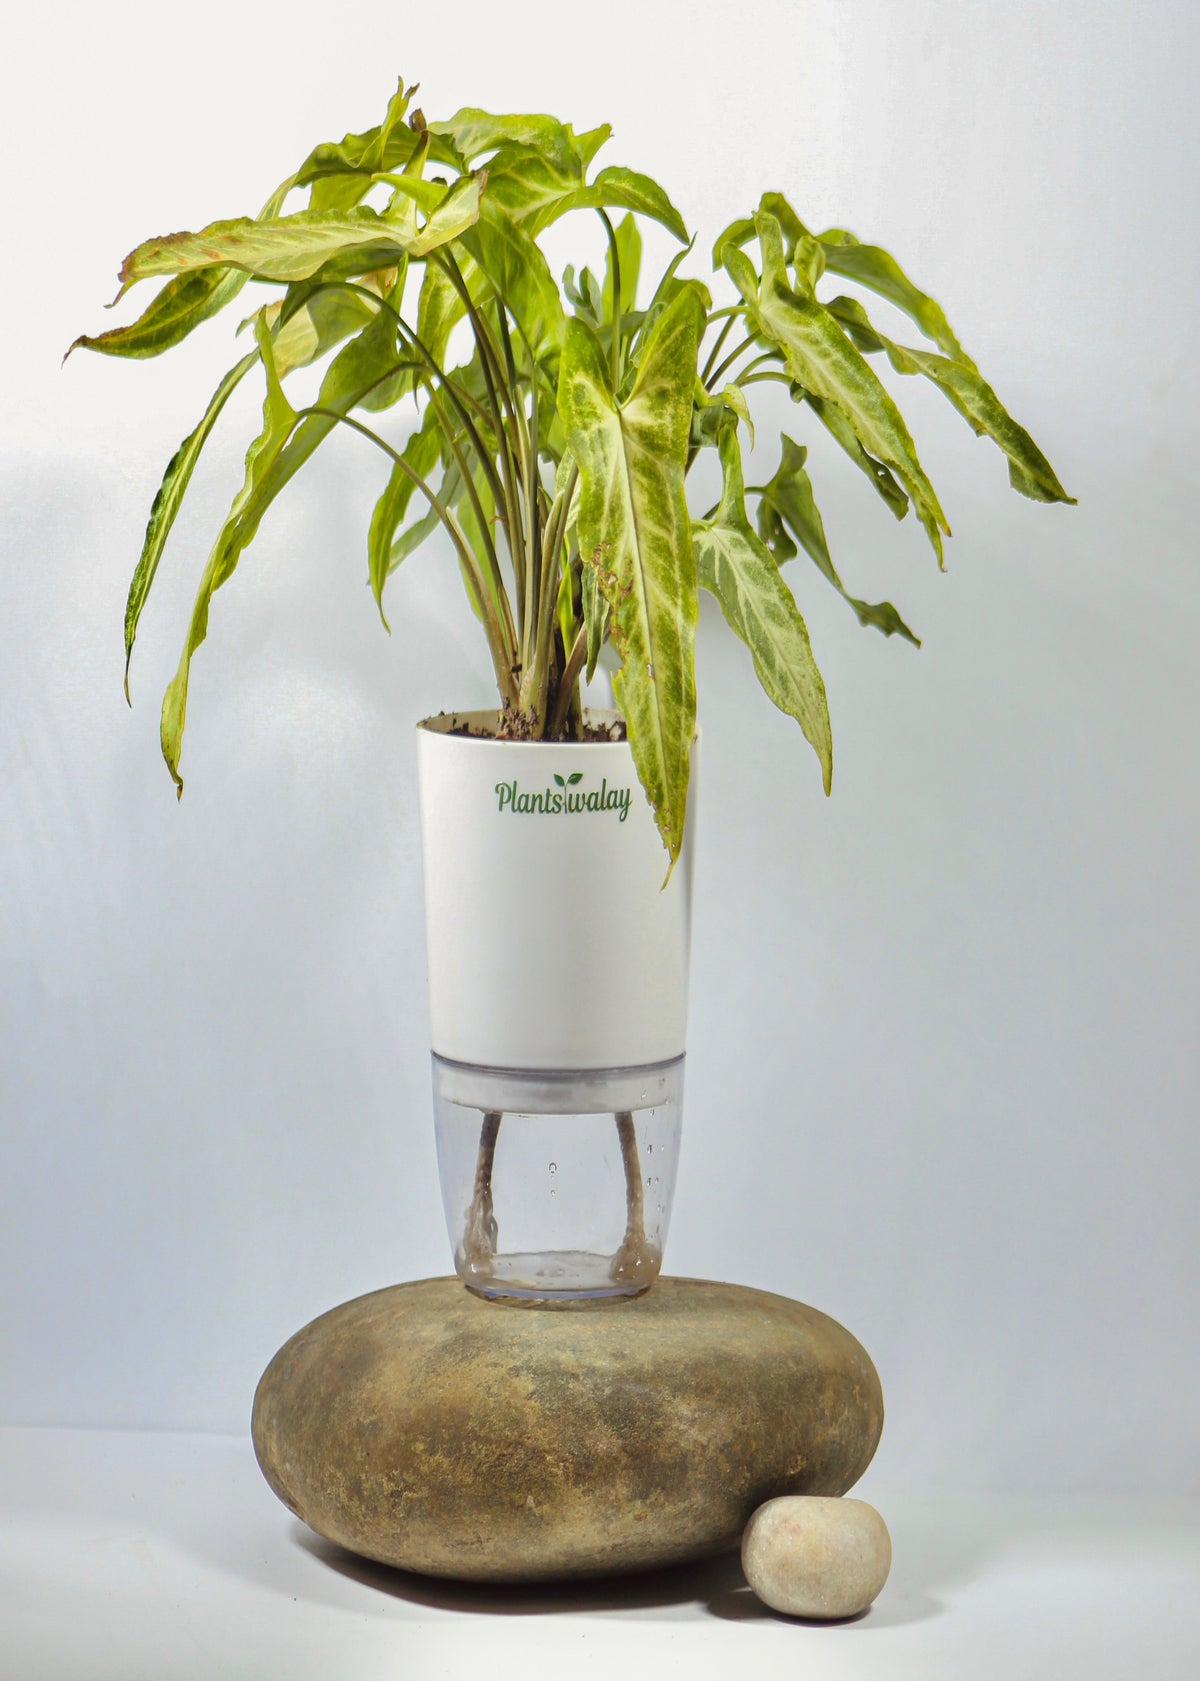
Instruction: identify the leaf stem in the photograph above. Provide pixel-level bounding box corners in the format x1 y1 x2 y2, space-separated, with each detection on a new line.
548 621 588 737
705 333 762 391
700 312 738 383
599 210 622 390
301 405 518 705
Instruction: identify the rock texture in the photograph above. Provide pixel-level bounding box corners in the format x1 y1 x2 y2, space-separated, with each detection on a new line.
742 1495 892 1619
252 1276 883 1582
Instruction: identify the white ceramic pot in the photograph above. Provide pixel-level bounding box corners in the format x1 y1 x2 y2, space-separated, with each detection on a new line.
417 710 697 1074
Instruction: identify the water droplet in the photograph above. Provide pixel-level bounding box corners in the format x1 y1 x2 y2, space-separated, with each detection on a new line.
550 1187 556 1198
548 1162 557 1175
646 1142 654 1155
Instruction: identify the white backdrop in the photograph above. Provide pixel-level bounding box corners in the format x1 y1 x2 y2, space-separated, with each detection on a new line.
3 1 1197 1496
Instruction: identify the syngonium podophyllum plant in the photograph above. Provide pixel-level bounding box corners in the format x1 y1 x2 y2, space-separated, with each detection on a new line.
73 80 1072 868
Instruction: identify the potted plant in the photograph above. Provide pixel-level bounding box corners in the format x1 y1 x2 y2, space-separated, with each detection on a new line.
72 79 1072 1301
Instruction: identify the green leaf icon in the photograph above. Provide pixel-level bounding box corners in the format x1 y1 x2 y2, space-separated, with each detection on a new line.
553 773 565 788
568 771 583 785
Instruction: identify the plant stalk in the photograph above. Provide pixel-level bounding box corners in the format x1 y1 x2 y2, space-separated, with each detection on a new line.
460 1110 502 1275
609 1111 659 1286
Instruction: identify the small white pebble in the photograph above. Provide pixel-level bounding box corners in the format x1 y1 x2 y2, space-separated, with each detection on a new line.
741 1495 891 1620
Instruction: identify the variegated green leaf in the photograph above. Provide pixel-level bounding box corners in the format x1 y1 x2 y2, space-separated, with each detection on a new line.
460 200 565 364
695 424 832 791
531 166 688 244
717 382 755 445
160 318 297 794
375 171 442 223
480 145 582 222
554 449 580 552
756 435 920 644
118 208 409 290
69 267 248 361
367 410 444 624
160 304 414 789
582 561 608 681
407 173 485 257
753 192 825 287
73 177 295 359
690 379 755 452
712 216 757 268
713 193 826 286
826 296 1074 504
387 504 441 575
118 182 482 293
564 264 604 326
603 211 642 318
295 79 449 210
803 392 910 520
572 126 613 169
267 282 381 378
630 244 705 367
557 283 705 867
819 228 972 365
124 350 258 697
735 210 950 563
431 109 581 170
897 344 1074 502
413 252 487 371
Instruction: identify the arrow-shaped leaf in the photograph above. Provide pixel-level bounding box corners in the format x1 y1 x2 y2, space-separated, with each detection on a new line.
460 198 566 364
118 180 483 294
695 424 833 792
69 267 249 361
819 228 973 365
734 210 950 564
160 317 298 794
71 178 295 360
558 283 706 868
756 435 920 644
367 406 444 626
803 392 910 521
530 166 689 244
826 295 1075 505
124 350 258 699
160 303 413 790
432 109 582 171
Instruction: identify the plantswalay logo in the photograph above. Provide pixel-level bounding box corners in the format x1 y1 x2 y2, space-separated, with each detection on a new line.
495 771 632 823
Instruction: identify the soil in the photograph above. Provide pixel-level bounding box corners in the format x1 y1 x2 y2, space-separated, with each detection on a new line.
437 707 627 744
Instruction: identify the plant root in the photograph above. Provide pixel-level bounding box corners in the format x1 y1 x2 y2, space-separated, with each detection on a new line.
608 1110 661 1286
460 1110 502 1276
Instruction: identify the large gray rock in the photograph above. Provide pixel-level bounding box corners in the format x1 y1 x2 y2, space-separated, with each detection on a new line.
252 1276 883 1582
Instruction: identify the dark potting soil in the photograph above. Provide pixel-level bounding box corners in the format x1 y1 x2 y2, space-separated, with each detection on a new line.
436 709 627 744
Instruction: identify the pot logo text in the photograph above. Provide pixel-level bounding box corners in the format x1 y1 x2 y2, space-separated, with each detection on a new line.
495 772 632 822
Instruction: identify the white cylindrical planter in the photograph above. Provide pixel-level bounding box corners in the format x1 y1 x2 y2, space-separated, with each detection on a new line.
416 710 697 1300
